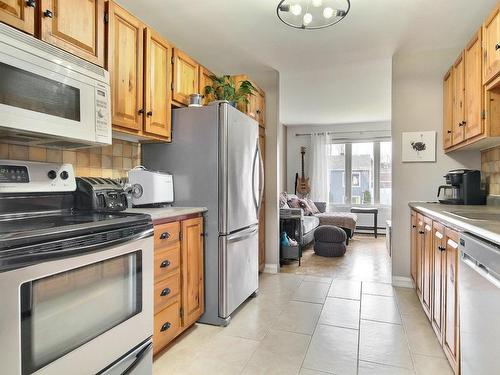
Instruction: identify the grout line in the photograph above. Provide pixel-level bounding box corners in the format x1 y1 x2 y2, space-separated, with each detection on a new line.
356 281 363 375
359 317 403 326
393 286 417 372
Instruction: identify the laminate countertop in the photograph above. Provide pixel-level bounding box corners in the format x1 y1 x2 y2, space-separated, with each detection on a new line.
125 207 207 222
409 202 500 245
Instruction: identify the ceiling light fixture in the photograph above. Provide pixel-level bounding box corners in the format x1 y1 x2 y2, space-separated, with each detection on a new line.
277 0 350 30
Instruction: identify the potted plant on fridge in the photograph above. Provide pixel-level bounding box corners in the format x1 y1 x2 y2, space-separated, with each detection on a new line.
203 75 257 107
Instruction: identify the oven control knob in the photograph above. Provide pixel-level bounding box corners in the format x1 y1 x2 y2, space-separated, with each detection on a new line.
48 170 57 180
60 171 69 180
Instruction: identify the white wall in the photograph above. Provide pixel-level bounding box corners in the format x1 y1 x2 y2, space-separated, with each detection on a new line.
391 49 481 281
251 70 281 273
281 59 392 125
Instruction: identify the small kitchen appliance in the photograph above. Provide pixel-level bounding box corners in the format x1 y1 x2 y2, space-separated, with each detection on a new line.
437 169 485 205
128 166 174 207
0 160 153 375
74 177 129 211
0 23 111 148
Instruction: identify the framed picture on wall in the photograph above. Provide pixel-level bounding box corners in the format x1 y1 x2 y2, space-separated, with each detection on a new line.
402 131 436 162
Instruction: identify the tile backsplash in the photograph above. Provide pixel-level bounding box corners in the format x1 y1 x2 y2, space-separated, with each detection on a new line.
481 145 500 196
0 139 141 178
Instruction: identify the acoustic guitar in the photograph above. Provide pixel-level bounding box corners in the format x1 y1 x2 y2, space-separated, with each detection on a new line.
296 146 311 196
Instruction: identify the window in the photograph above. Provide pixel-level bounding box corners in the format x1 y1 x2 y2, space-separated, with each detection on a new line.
351 143 374 204
327 140 392 206
327 144 346 204
380 141 392 205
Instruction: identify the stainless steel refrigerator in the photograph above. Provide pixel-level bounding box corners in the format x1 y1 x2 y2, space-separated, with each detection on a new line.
142 101 264 326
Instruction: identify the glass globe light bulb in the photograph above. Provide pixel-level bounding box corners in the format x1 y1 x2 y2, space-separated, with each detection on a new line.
323 7 337 19
303 12 313 25
290 4 302 16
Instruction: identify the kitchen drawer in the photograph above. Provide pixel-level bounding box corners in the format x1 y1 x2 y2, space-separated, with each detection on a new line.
154 243 180 282
153 298 181 355
154 272 180 314
154 222 180 249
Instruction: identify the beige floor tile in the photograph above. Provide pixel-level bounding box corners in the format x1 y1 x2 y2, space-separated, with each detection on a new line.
413 354 454 375
318 297 360 330
402 311 445 358
274 301 323 334
361 294 402 324
302 324 358 375
302 275 333 284
358 360 415 375
328 279 361 300
363 281 395 296
242 329 311 375
222 298 282 340
182 334 259 374
394 287 422 316
293 281 330 304
299 369 331 375
359 320 413 369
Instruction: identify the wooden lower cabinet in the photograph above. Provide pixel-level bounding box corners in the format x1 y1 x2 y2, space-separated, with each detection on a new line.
411 209 460 374
153 215 204 356
410 211 417 284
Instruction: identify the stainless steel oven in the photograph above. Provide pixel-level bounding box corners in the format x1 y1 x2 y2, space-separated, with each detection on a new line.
0 160 153 375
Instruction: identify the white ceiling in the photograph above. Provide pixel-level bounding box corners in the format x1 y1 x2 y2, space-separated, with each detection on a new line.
118 0 498 125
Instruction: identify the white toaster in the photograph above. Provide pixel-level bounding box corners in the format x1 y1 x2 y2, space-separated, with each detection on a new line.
128 166 174 206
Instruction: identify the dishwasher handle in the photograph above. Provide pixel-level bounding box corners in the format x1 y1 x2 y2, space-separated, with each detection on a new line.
461 251 500 289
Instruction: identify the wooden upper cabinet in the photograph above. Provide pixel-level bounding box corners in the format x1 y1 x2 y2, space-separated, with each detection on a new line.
443 228 460 374
199 66 214 105
257 91 266 127
452 53 465 145
483 3 500 84
106 1 144 132
40 0 105 66
181 217 204 327
172 49 199 106
0 0 35 34
464 30 484 140
144 27 172 139
443 69 453 149
431 222 446 344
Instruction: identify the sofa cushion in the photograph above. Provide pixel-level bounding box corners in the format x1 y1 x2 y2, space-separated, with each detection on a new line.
315 212 358 233
302 215 320 234
304 198 320 214
288 197 301 209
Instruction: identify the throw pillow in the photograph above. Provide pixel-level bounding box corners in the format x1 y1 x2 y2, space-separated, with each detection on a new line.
298 198 314 216
288 197 301 209
305 198 320 214
279 192 288 208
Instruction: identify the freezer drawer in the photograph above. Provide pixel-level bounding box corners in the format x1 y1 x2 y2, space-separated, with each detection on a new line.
219 226 259 318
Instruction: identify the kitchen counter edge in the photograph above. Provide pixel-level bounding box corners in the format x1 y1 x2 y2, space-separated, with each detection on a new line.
125 207 207 223
409 202 500 245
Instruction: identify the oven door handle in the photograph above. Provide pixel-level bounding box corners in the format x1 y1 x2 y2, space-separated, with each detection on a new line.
122 341 153 375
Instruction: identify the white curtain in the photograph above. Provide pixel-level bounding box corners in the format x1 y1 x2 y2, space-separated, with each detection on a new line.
309 133 328 202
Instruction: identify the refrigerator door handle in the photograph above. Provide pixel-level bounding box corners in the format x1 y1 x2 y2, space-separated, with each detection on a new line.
257 137 264 213
227 226 259 243
251 140 259 215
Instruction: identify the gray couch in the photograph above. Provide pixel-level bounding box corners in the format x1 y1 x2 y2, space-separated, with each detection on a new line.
280 194 357 246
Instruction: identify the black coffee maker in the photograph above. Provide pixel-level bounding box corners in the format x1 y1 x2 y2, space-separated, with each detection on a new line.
437 169 486 205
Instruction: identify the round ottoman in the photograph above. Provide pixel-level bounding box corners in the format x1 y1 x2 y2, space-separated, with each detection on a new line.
314 225 347 257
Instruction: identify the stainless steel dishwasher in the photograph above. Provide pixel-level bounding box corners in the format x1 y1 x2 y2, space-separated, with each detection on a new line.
459 233 500 375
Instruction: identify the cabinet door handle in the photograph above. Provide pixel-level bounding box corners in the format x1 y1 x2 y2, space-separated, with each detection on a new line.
412 225 416 228
43 9 53 18
26 0 36 7
160 288 171 297
160 232 170 240
138 108 144 115
447 130 452 134
418 230 425 234
146 111 153 117
160 260 171 268
496 44 500 51
160 322 171 332
438 246 446 252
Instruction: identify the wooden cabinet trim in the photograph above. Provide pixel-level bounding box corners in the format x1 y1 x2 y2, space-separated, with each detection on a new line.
40 0 105 66
0 0 35 34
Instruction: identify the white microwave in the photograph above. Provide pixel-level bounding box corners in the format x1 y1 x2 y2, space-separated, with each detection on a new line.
0 23 111 148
